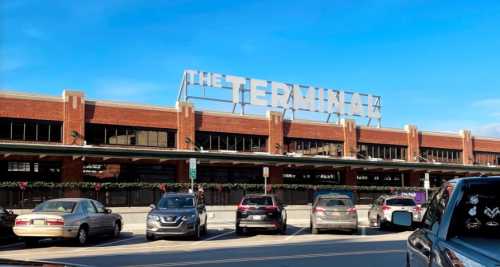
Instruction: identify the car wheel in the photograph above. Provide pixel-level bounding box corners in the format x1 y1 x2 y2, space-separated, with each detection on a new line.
351 227 358 234
236 225 243 235
24 237 39 247
201 222 208 236
146 233 156 241
377 216 383 229
76 226 89 246
112 222 121 238
280 221 287 234
192 223 201 241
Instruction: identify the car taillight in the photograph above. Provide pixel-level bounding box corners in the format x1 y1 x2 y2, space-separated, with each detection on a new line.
15 219 29 226
47 218 64 226
237 205 248 212
347 207 357 214
413 206 422 213
313 207 326 213
265 206 277 212
382 205 391 211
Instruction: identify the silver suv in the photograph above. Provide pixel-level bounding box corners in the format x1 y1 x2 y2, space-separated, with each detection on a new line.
310 194 358 234
146 193 207 241
368 195 421 228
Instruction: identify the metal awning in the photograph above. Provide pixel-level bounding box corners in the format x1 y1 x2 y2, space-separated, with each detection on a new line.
1 142 500 175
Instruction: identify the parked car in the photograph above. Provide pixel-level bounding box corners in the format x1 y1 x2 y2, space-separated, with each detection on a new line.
310 194 358 234
146 192 207 241
0 206 17 241
13 198 122 247
405 177 500 267
368 195 421 228
236 194 287 235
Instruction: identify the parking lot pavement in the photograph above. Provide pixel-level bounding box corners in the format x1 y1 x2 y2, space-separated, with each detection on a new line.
0 225 412 267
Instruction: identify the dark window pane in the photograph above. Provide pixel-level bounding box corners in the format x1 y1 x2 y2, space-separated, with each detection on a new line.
12 121 24 140
38 123 49 141
25 121 37 141
50 123 62 142
0 119 11 140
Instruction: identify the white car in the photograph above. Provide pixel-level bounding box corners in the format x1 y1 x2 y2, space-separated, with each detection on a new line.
368 195 421 228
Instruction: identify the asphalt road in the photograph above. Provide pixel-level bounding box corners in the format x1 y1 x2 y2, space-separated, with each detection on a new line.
0 225 411 267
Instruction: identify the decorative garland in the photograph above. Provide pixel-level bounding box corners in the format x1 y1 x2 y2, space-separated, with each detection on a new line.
0 181 437 192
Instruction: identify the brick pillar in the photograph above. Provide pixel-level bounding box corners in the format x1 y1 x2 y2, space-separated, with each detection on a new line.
267 111 284 155
407 171 420 187
461 130 473 165
344 167 357 185
176 160 189 183
62 90 85 145
342 119 357 158
176 101 195 150
405 125 420 162
61 157 83 197
268 166 283 184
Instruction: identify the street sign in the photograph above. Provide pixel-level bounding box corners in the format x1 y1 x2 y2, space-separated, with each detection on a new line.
263 167 269 178
189 158 197 180
424 173 430 190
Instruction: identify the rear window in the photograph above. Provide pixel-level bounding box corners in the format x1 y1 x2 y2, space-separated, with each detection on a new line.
317 198 352 207
386 198 416 206
242 196 273 206
449 181 500 239
34 201 76 213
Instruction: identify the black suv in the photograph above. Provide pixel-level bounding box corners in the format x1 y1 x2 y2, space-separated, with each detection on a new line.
146 192 207 241
236 194 287 235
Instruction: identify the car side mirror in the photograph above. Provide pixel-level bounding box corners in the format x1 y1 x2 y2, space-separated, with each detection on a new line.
392 211 413 227
105 208 112 214
149 204 156 210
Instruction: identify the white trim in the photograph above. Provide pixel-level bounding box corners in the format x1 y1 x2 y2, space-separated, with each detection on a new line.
0 90 62 102
86 100 176 112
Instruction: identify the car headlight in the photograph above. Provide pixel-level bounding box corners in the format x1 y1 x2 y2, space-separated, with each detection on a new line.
181 214 196 221
147 215 160 222
444 249 484 267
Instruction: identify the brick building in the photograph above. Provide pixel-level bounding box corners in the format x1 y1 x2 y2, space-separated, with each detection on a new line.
1 90 500 205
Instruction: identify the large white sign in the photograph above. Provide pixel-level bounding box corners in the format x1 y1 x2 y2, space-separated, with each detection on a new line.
180 70 382 122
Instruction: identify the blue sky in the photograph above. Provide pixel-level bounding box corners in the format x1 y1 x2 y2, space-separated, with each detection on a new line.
1 0 500 137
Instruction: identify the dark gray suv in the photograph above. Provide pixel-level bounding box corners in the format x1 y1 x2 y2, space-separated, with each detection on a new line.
146 192 207 241
406 177 500 267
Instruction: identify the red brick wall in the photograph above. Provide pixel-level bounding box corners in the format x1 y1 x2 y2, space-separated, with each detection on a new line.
63 91 85 145
473 138 500 153
343 120 357 157
85 103 177 129
195 112 268 136
268 112 283 154
0 97 63 121
461 130 473 165
406 125 419 162
358 128 407 146
61 157 83 197
419 133 462 150
177 102 195 150
284 121 344 141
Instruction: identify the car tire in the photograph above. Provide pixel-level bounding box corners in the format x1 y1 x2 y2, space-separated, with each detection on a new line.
236 225 243 235
201 222 208 236
112 221 121 238
377 216 383 229
76 226 89 246
351 227 358 234
280 221 287 234
24 237 39 247
311 226 319 234
192 223 201 241
146 233 156 241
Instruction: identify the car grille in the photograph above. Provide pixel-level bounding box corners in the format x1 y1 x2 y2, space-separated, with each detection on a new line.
160 215 181 226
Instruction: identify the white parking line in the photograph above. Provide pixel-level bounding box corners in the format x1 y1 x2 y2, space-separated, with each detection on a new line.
285 227 306 241
191 230 235 246
125 249 406 267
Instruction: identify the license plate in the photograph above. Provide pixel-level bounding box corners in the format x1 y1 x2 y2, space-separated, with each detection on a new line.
252 215 263 220
32 219 45 225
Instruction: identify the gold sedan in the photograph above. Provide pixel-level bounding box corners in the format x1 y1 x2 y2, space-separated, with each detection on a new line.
14 198 123 246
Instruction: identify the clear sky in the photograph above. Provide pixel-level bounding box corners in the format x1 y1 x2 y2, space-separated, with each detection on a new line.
1 0 500 137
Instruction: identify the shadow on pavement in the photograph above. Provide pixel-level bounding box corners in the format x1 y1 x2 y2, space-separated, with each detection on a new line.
45 238 408 267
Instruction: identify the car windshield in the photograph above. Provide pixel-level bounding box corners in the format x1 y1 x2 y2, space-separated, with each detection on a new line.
158 196 195 209
33 201 76 213
386 198 416 206
317 198 352 207
449 181 500 239
242 196 273 206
